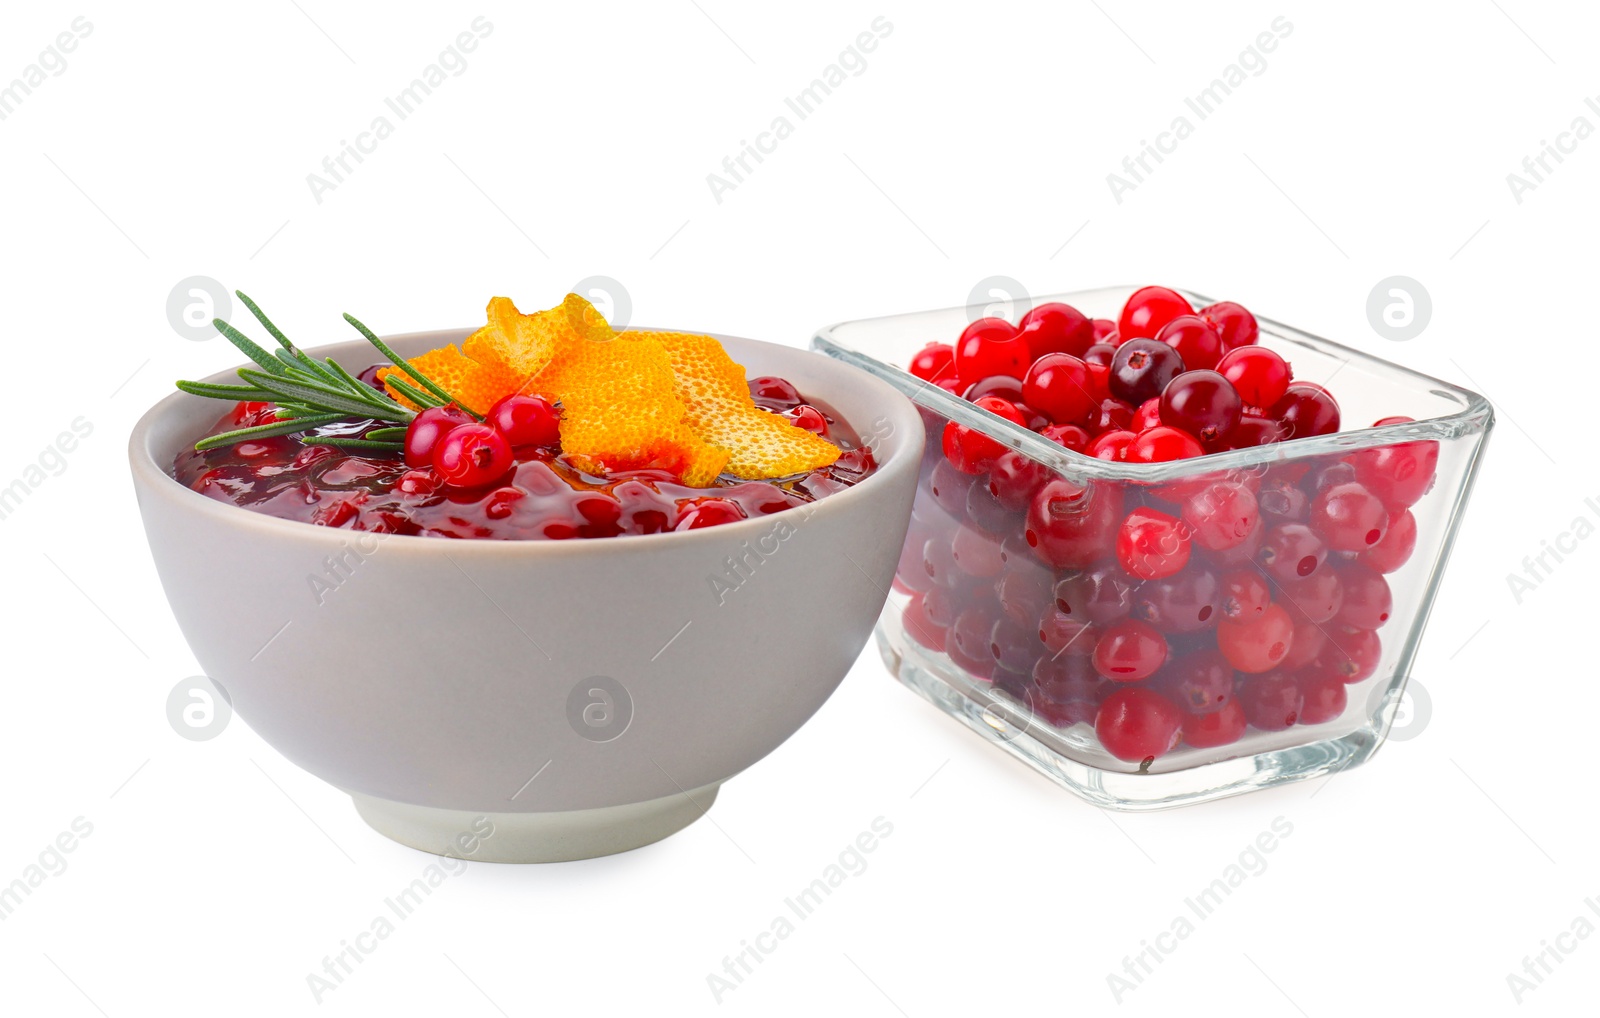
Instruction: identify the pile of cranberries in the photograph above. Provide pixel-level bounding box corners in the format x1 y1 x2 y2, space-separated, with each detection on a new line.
173 371 875 540
896 286 1438 766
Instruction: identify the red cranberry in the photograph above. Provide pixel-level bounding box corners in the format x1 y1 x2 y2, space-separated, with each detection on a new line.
405 405 474 468
1278 567 1343 624
1310 481 1389 551
921 536 963 588
1216 346 1291 407
966 476 1019 534
1227 415 1287 449
1039 607 1098 658
1159 370 1241 444
1117 286 1194 342
432 423 512 488
488 394 561 450
1360 508 1417 573
1095 688 1184 763
1117 506 1191 580
674 497 745 530
902 594 947 652
1335 565 1392 629
962 375 1026 404
783 404 829 436
1258 523 1327 582
1216 603 1293 673
1156 648 1234 714
1258 476 1310 523
1315 625 1382 684
1219 568 1270 621
750 375 803 406
395 468 440 496
1155 315 1223 371
1109 338 1186 405
1023 353 1095 425
1350 432 1439 510
1183 481 1259 551
1132 398 1163 431
1091 318 1117 342
1298 673 1348 724
954 318 1029 387
987 451 1044 510
1198 301 1259 352
909 344 955 382
951 526 1005 579
929 458 974 514
483 486 525 521
1281 619 1327 671
1025 478 1123 569
1093 619 1168 681
942 396 1026 473
1182 699 1247 748
1086 429 1137 461
996 568 1053 627
1018 302 1094 359
1087 399 1134 433
1133 566 1219 634
1237 671 1302 730
1083 342 1117 366
950 607 1001 668
1055 564 1136 625
1127 425 1204 463
1270 383 1341 439
989 616 1042 675
1039 423 1091 452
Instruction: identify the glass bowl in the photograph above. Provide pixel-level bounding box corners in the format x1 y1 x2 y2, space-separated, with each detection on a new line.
814 285 1493 810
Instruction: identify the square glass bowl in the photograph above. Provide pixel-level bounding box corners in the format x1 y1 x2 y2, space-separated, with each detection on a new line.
814 285 1493 810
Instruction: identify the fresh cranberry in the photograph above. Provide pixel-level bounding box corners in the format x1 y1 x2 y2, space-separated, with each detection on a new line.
1025 479 1124 569
1258 523 1327 582
1087 398 1134 433
1360 508 1417 573
1159 370 1241 444
1216 602 1293 673
1085 362 1112 401
1156 648 1234 714
1093 619 1168 681
962 375 1027 404
431 423 512 488
1132 398 1163 431
1127 426 1205 463
1237 671 1302 730
749 375 803 406
1216 346 1291 408
1055 564 1136 624
920 536 963 589
1281 619 1327 671
1310 481 1389 551
1086 429 1137 461
987 451 1044 510
1219 568 1270 621
1335 565 1392 629
1307 460 1358 493
929 458 974 514
1023 354 1095 425
1096 687 1184 763
1227 415 1287 449
1298 673 1348 724
1182 699 1247 747
954 318 1029 387
1039 608 1098 658
1117 286 1194 342
395 469 440 496
996 568 1053 627
1018 302 1094 359
1116 506 1191 580
951 525 1006 579
1039 423 1091 452
1270 383 1341 439
1198 301 1259 352
966 476 1020 534
941 396 1025 473
404 405 475 468
909 344 955 382
933 375 963 394
1109 338 1186 405
950 607 1001 670
1155 315 1223 371
487 394 561 450
1277 568 1343 624
784 404 830 436
1315 625 1382 683
1183 481 1259 551
1257 476 1310 523
989 615 1043 674
902 594 947 652
1133 566 1219 633
1350 430 1439 509
1083 342 1117 366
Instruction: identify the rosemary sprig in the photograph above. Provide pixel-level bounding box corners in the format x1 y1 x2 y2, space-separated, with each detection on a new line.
174 291 478 453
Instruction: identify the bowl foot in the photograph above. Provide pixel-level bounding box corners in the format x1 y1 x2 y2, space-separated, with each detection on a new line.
350 783 721 863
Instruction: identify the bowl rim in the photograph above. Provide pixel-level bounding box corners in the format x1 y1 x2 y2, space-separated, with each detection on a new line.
812 284 1495 483
129 326 924 555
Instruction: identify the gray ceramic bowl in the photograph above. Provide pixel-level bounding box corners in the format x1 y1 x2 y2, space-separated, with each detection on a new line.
130 328 922 862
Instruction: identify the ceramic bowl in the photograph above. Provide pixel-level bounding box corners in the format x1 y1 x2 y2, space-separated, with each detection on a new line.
130 328 922 861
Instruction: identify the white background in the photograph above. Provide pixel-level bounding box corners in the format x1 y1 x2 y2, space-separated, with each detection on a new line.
0 1 1591 1014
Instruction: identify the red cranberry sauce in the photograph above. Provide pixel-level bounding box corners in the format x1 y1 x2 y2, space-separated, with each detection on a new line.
172 374 876 539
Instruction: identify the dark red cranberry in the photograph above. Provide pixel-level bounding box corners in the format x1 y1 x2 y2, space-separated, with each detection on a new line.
1159 370 1241 444
996 568 1053 627
1054 564 1136 625
1093 619 1168 682
1156 648 1235 714
1258 523 1327 582
1109 338 1186 405
929 458 975 514
1132 566 1220 634
1269 383 1341 439
1039 607 1098 658
1298 673 1348 724
966 476 1020 534
1237 671 1303 730
1227 415 1287 449
1315 625 1382 684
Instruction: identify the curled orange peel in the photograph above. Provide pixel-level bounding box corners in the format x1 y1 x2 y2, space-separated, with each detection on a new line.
389 294 840 485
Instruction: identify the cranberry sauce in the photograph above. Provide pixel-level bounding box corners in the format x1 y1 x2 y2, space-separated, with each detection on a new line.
172 373 877 540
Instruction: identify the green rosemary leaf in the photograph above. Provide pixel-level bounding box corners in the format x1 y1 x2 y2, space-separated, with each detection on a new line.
300 435 405 452
273 404 335 419
176 380 272 401
235 291 294 350
381 372 445 410
364 427 409 441
193 413 344 451
238 368 414 421
235 292 354 389
342 313 482 417
322 357 392 403
213 319 290 376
